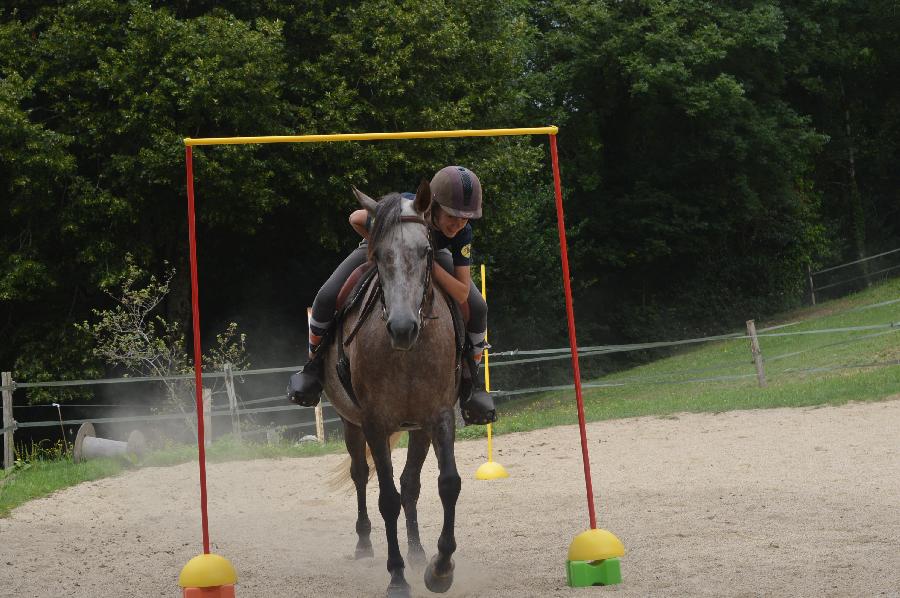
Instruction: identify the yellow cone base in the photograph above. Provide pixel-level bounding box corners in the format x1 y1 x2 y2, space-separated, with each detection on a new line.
179 554 238 597
567 528 625 561
475 461 509 480
566 558 622 587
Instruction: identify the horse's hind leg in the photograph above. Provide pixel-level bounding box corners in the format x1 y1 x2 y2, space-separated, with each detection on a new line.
364 423 410 597
400 430 430 569
345 421 373 559
424 408 461 594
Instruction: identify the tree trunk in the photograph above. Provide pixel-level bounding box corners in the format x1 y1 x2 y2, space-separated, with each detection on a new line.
840 76 869 286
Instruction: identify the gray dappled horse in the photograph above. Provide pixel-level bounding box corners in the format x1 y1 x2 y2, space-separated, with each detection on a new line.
321 181 462 597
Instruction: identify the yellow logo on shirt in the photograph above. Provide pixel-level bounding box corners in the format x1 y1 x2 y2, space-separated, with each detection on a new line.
461 244 472 258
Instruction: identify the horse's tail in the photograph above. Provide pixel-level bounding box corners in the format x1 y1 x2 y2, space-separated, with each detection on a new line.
327 431 404 493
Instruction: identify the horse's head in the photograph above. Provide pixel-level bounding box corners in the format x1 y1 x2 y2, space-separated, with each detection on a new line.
353 181 433 351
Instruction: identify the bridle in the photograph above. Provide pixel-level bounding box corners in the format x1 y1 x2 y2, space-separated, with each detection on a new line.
376 215 436 330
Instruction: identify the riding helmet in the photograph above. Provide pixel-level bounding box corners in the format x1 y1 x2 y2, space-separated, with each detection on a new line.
430 166 482 219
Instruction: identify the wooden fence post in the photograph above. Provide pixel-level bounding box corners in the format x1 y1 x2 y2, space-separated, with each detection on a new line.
746 320 768 388
2 372 14 470
307 306 325 444
315 403 325 443
202 388 212 447
224 363 241 443
807 264 816 306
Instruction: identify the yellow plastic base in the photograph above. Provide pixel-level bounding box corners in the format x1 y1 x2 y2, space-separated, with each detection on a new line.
179 553 238 589
567 528 625 562
475 461 509 480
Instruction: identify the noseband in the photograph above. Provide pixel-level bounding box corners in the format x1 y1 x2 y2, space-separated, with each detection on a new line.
377 215 436 330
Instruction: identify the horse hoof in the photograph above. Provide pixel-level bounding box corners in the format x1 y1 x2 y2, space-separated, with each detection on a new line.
386 581 411 598
407 546 427 570
355 544 374 559
424 556 454 593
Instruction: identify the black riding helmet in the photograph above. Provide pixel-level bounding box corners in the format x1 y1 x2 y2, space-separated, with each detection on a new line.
430 166 482 219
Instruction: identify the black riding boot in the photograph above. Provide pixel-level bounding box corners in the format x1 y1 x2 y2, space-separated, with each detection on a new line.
288 355 325 407
458 357 496 425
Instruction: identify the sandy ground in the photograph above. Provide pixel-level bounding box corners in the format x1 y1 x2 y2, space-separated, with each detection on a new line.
1 399 899 598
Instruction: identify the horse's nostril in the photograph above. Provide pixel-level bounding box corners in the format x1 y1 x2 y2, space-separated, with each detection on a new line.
387 317 418 349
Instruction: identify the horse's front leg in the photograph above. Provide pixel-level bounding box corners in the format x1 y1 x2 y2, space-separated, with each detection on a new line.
400 430 431 569
364 423 409 598
344 421 373 559
424 408 461 593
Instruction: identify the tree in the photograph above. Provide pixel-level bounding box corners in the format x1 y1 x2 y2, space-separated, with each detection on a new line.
524 0 828 339
781 0 900 262
77 256 248 423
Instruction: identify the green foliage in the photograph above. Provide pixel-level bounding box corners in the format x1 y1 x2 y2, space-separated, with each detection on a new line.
1 0 898 392
76 256 249 412
520 0 850 341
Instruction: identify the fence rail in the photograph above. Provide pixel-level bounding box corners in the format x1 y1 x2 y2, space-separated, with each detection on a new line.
3 286 899 468
808 246 900 304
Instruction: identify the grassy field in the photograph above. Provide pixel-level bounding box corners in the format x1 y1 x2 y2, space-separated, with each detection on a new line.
2 277 898 515
459 276 900 439
0 437 345 517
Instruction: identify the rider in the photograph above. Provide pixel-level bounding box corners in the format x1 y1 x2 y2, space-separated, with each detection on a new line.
287 166 496 425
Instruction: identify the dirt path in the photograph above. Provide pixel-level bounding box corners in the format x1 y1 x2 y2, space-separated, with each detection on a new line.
2 400 899 597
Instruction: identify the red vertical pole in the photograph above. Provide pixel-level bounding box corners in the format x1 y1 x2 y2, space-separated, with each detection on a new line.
186 145 211 554
549 134 597 530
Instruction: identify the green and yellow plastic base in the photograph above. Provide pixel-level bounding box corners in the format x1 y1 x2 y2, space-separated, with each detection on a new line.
179 553 238 597
566 528 625 587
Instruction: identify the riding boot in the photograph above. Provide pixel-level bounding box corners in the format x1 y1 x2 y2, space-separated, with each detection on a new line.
458 356 496 425
288 353 325 407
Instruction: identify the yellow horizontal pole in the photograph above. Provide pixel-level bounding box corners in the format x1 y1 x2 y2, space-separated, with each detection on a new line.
184 126 558 147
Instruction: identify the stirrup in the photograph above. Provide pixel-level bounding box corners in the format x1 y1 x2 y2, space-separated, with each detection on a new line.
461 391 496 425
287 358 323 407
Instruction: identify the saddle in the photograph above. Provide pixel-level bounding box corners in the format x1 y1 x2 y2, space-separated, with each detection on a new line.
329 262 467 406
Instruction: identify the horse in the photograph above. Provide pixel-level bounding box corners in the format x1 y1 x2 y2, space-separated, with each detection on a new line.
320 181 462 597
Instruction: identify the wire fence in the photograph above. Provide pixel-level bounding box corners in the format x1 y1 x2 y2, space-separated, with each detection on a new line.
809 247 900 303
2 282 898 458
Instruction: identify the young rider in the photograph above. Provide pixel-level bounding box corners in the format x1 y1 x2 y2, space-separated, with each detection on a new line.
287 166 496 425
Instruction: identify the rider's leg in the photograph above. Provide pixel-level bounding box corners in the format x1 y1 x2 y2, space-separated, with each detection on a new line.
458 285 496 425
289 244 368 406
433 250 496 424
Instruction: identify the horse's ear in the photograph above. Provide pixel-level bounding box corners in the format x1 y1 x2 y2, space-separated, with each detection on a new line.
414 179 431 214
352 186 378 214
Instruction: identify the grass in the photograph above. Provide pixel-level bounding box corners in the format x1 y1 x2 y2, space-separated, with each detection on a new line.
0 459 121 518
0 436 346 518
3 277 898 514
458 276 900 440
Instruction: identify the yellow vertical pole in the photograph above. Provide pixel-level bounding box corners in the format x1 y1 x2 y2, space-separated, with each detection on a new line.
481 264 493 463
475 264 508 480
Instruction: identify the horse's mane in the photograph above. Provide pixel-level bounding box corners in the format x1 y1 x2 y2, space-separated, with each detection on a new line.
367 192 404 259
